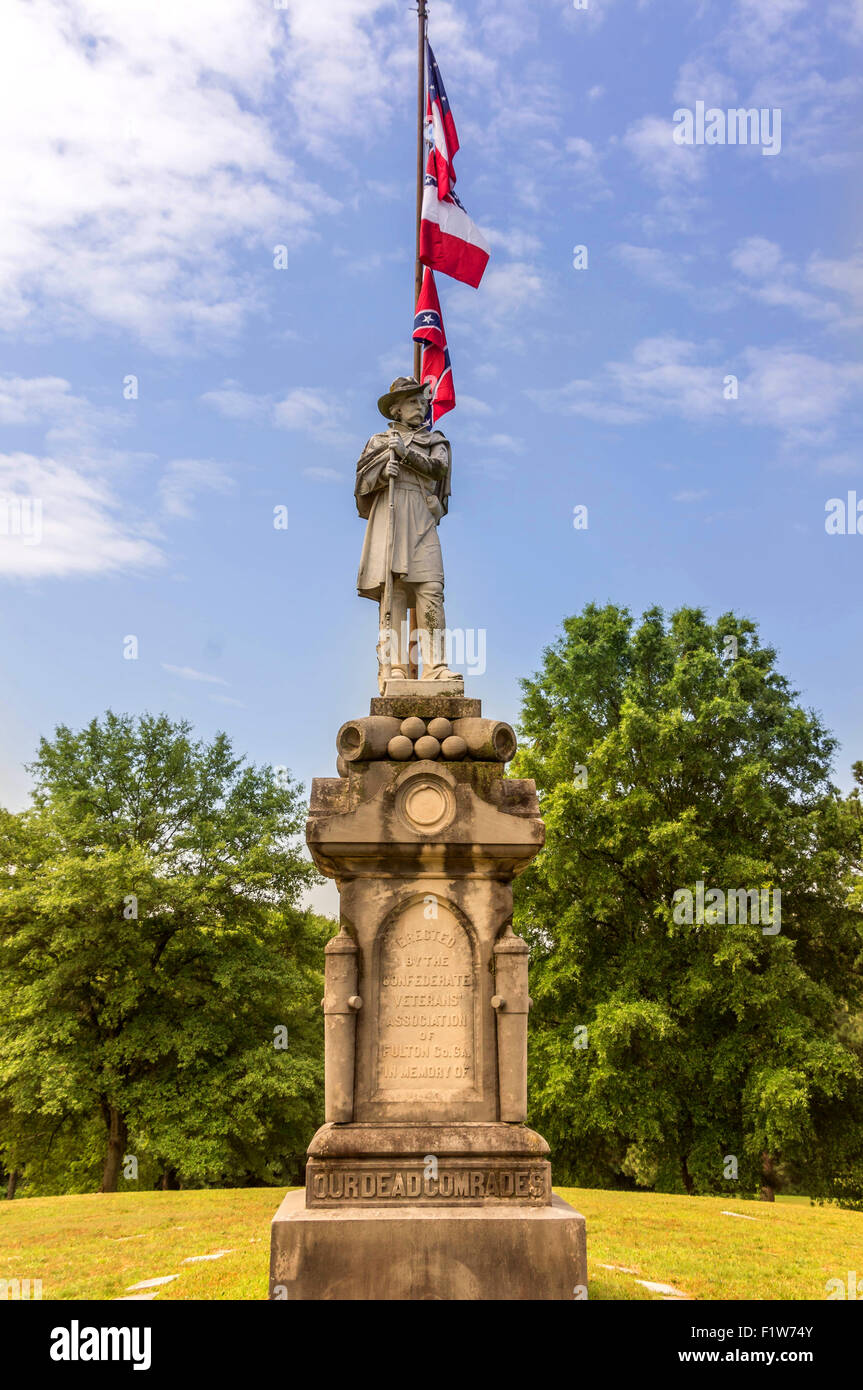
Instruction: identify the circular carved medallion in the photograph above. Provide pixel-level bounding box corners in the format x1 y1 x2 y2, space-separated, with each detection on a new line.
396 776 456 835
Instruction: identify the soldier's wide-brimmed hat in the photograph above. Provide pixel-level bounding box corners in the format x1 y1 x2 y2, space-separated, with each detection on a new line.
377 376 429 420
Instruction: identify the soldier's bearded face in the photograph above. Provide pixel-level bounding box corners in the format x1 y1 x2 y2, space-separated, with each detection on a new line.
393 394 427 428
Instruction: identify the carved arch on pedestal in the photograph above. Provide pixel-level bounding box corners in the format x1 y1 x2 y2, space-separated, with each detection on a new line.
366 889 483 1109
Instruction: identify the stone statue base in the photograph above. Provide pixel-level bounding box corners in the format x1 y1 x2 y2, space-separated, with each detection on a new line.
269 692 587 1301
383 677 464 697
270 1189 585 1300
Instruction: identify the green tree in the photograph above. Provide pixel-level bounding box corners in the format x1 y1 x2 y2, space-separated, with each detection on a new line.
513 605 863 1203
0 712 328 1194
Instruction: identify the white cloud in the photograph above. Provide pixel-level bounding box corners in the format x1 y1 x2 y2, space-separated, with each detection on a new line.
273 388 353 445
738 347 863 441
670 0 862 172
199 385 269 422
304 466 343 482
0 451 162 579
451 260 548 334
836 0 863 44
623 115 706 193
0 374 163 580
0 376 247 580
274 0 408 157
0 0 343 347
485 432 525 452
614 244 693 293
158 459 234 519
562 0 651 32
475 0 541 53
0 373 126 449
816 450 859 474
530 336 723 426
202 381 352 447
0 376 80 426
162 664 228 686
733 0 810 44
485 226 545 259
730 238 785 280
808 250 863 310
456 395 494 417
273 388 330 432
731 239 863 329
562 136 611 203
529 337 863 449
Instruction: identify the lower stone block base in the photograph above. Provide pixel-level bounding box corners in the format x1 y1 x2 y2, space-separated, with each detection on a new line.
269 1189 587 1300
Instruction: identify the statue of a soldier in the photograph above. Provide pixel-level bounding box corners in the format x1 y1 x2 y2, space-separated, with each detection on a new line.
355 376 459 689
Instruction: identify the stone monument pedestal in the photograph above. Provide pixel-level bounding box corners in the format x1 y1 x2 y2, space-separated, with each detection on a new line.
271 1189 585 1300
269 693 587 1300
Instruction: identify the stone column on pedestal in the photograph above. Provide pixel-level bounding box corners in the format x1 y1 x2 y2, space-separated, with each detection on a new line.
323 929 360 1125
492 926 530 1123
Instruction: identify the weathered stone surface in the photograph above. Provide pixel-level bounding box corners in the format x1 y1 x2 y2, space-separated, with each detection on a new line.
307 1122 551 1158
269 684 587 1298
306 1157 552 1208
370 694 481 719
355 379 460 688
306 760 541 882
270 1190 587 1301
305 1122 553 1209
384 679 464 697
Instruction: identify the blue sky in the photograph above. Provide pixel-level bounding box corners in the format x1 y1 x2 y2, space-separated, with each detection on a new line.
1 0 861 915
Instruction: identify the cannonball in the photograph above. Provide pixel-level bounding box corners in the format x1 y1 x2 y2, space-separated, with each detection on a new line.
441 735 467 760
414 735 441 760
427 716 453 741
400 716 426 740
387 735 414 760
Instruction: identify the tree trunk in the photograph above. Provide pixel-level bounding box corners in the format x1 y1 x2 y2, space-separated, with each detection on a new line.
99 1106 128 1193
160 1166 180 1190
681 1155 695 1195
760 1150 778 1202
5 1169 19 1200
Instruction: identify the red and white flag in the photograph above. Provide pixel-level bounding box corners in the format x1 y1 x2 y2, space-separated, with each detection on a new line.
413 268 455 423
419 41 490 289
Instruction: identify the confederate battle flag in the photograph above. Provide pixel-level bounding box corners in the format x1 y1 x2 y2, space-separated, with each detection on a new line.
413 267 455 423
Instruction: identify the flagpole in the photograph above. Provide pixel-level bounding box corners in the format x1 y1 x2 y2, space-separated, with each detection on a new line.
408 0 428 680
413 0 427 381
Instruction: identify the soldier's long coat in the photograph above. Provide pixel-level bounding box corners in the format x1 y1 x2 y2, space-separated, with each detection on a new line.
355 427 452 600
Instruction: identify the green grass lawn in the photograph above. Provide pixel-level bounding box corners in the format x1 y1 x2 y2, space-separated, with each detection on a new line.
1 1186 860 1301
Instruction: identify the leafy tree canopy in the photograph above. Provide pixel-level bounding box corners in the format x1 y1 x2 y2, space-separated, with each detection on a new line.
0 712 329 1193
513 605 863 1203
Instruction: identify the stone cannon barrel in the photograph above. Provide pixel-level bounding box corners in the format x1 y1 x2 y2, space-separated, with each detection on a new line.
337 716 401 762
451 717 517 763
